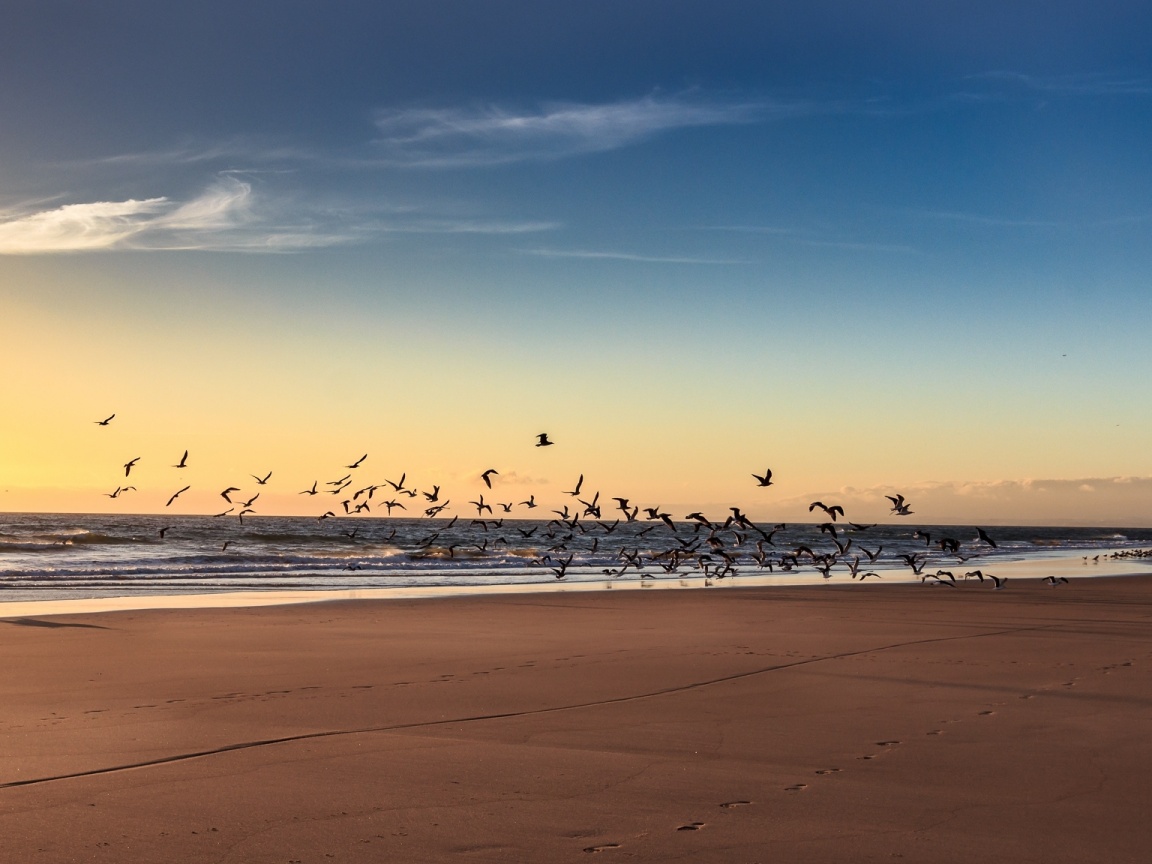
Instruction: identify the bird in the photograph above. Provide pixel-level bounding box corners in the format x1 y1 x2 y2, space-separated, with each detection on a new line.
886 494 913 516
990 574 1007 590
481 469 498 489
976 527 998 549
123 457 140 477
173 450 188 469
95 414 115 426
241 492 260 508
158 526 174 539
809 501 844 521
221 541 233 552
536 433 554 447
565 474 584 497
166 485 190 507
347 454 367 469
251 471 272 485
220 487 240 503
300 481 318 495
386 473 407 492
752 468 774 487
520 495 537 509
1043 575 1069 587
423 485 441 503
104 486 123 499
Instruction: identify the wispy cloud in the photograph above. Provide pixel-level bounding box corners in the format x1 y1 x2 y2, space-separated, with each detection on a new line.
0 178 558 254
519 248 750 265
965 71 1152 97
775 477 1152 526
371 94 785 167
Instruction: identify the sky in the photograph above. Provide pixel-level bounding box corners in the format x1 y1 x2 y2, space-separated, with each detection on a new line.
2 1 1152 525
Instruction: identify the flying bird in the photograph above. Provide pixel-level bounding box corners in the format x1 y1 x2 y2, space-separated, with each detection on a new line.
886 494 913 516
809 501 844 521
251 471 272 485
565 474 584 497
173 450 188 469
481 469 498 488
536 433 554 447
752 468 773 487
220 487 240 503
123 457 140 477
347 454 368 469
976 527 998 549
166 485 190 507
299 481 318 495
95 414 115 426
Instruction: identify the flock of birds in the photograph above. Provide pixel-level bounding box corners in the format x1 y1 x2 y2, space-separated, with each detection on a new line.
90 414 1091 590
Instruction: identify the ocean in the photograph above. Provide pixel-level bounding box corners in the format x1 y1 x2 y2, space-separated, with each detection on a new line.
2 512 1150 603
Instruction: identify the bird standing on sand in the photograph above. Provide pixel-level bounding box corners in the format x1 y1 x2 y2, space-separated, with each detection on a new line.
536 433 554 447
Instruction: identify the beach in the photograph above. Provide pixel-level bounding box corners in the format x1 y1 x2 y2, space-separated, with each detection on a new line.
3 577 1151 862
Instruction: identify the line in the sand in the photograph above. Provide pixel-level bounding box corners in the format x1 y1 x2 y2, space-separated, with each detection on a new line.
0 623 1048 791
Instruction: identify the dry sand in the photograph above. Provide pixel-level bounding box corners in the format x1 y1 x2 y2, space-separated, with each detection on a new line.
2 576 1151 863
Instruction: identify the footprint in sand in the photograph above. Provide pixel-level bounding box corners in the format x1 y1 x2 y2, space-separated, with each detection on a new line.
815 768 841 775
785 783 808 792
719 801 752 809
583 843 621 853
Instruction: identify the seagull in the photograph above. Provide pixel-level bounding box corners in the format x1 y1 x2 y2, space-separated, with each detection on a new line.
220 487 240 503
520 495 537 509
809 501 844 521
752 468 774 487
240 492 260 508
990 574 1007 590
300 481 318 495
221 541 233 552
166 485 190 507
565 474 584 497
347 454 367 469
95 414 115 426
1043 575 1069 587
886 494 913 516
158 526 174 539
386 473 407 492
481 469 498 489
123 457 140 477
104 487 123 499
536 433 554 447
422 485 440 502
251 471 272 485
173 450 189 469
976 527 998 549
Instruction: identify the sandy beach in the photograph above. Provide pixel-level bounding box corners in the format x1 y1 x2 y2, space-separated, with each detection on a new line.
2 577 1151 863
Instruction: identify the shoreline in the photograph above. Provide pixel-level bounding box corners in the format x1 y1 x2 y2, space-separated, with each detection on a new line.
1 552 1147 619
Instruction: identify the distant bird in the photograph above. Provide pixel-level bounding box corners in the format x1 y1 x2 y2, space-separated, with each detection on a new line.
347 454 367 469
221 541 233 552
240 492 260 508
213 507 234 517
95 414 115 426
423 485 440 502
990 574 1007 590
536 433 554 447
104 486 123 499
300 482 318 496
1043 575 1069 587
809 501 844 521
166 485 190 507
752 469 774 487
481 469 498 489
251 471 272 485
886 494 913 516
913 530 932 547
220 487 240 503
565 474 584 497
976 527 998 549
158 526 173 539
123 457 140 477
173 450 188 469
520 495 537 509
386 473 407 492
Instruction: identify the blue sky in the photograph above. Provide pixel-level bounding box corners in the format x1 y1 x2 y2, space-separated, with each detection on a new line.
3 2 1152 523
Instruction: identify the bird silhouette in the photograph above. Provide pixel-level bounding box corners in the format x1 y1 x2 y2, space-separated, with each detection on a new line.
886 494 913 516
95 414 115 426
565 474 584 496
976 527 998 548
173 450 188 469
251 471 272 485
347 454 367 469
123 457 140 477
752 469 773 487
481 469 498 489
166 485 190 507
536 433 554 447
220 487 240 503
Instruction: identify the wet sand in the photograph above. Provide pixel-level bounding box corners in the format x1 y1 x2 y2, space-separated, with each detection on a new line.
2 576 1151 862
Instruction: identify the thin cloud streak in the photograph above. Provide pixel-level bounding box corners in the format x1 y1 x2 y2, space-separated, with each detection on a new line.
0 179 558 254
519 248 751 265
371 94 798 167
